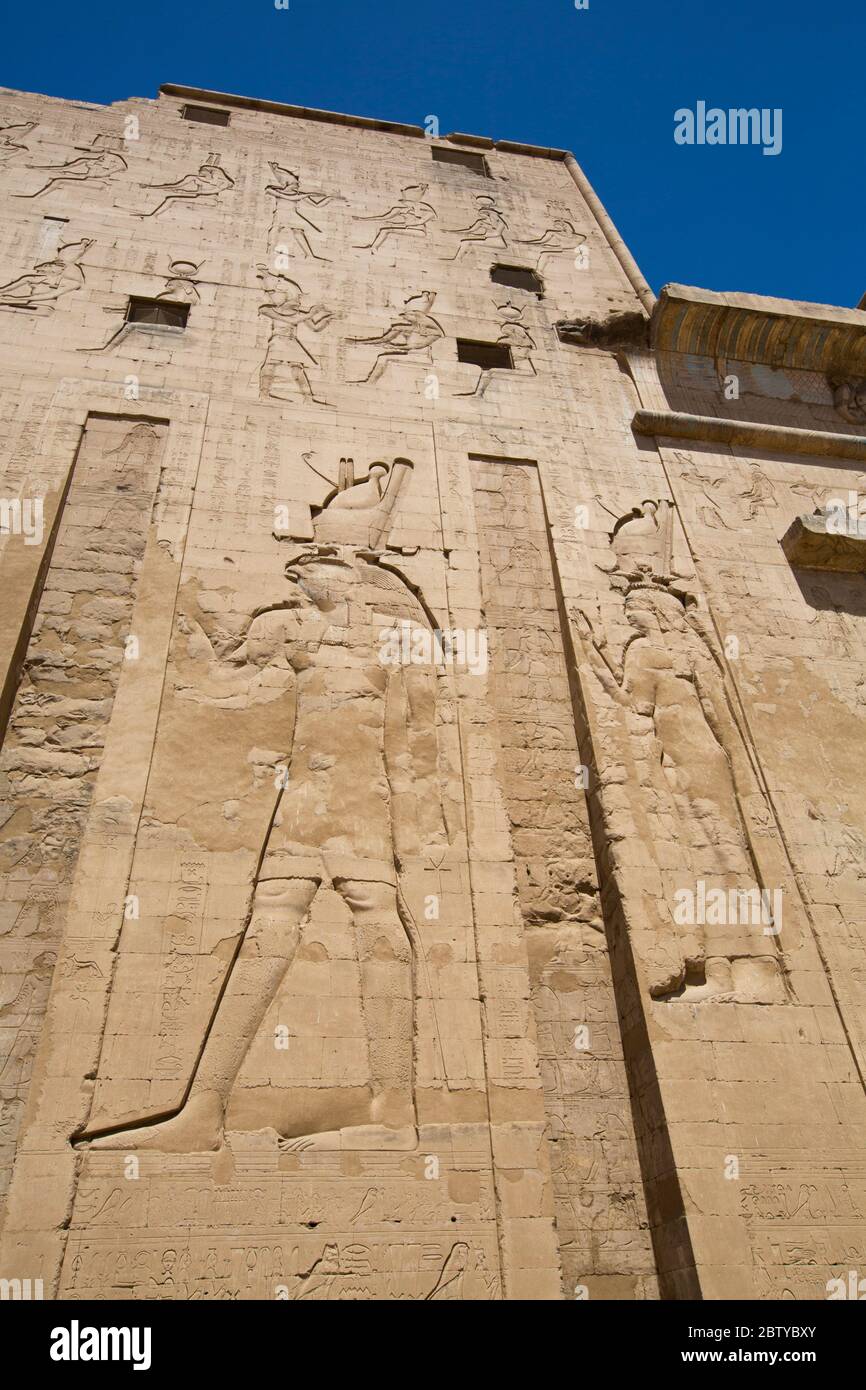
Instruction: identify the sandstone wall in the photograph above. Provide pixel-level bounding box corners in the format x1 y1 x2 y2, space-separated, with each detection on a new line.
0 83 863 1301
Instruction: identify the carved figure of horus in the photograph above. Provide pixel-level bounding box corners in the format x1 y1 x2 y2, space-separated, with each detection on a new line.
16 135 126 198
573 583 788 1005
78 460 451 1153
0 120 37 166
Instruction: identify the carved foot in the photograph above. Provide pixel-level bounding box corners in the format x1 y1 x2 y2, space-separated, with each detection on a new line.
731 956 788 1004
278 1123 418 1153
76 1091 224 1152
655 956 787 1004
655 958 734 1003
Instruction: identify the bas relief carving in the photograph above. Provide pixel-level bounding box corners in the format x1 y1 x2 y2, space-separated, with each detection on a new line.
139 153 234 219
345 291 443 385
257 268 334 403
159 256 203 303
15 133 127 199
675 453 817 530
81 256 203 353
0 237 92 313
516 210 587 272
2 89 864 1305
77 460 454 1154
353 184 437 254
265 163 345 262
456 301 536 397
0 119 37 167
573 578 789 1004
441 194 508 261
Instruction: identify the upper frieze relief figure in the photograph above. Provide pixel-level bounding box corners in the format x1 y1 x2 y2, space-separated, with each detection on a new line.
139 152 234 219
441 193 508 261
516 206 587 271
353 184 437 254
15 133 127 199
0 237 93 313
0 118 38 167
265 163 345 262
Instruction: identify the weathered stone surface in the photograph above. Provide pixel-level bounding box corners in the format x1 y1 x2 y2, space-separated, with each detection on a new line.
0 80 864 1303
781 510 866 571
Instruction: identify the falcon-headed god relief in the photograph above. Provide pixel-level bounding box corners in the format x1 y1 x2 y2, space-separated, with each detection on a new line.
0 119 37 167
76 459 453 1153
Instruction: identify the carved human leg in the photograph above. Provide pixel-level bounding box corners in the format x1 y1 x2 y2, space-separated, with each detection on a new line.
81 875 320 1151
279 876 417 1152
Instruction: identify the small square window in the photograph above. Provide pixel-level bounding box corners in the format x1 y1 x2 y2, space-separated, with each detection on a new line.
182 105 231 126
432 146 489 177
456 339 513 370
126 297 190 329
490 264 543 296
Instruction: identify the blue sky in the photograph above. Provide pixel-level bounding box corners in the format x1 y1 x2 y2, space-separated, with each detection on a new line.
3 0 862 308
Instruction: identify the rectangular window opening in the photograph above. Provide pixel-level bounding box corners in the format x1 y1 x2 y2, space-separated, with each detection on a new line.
457 339 513 371
182 105 231 126
490 264 544 296
125 297 190 329
432 146 490 176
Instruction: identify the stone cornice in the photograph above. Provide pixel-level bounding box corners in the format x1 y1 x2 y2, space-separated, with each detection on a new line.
158 84 570 158
632 408 866 462
652 283 866 376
